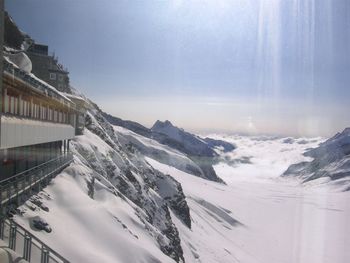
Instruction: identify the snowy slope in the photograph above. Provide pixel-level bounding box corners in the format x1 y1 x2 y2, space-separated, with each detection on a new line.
11 95 350 263
7 11 349 263
113 125 204 178
14 105 192 263
151 120 235 158
15 166 175 263
146 134 350 263
284 128 350 190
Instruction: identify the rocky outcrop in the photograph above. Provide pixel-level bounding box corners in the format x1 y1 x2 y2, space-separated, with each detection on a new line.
76 104 191 262
4 12 26 50
283 128 350 188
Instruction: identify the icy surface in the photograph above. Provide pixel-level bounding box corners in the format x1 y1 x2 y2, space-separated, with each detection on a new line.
147 134 350 263
12 107 350 263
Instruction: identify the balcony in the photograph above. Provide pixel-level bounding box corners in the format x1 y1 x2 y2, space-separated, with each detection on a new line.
0 152 72 262
0 153 73 208
0 114 75 149
0 218 69 263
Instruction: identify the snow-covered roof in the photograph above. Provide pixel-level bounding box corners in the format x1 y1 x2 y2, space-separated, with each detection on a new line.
6 52 32 73
61 92 85 102
3 56 74 106
61 92 94 111
29 72 72 103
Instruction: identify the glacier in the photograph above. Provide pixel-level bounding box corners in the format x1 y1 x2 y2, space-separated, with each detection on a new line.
11 100 350 263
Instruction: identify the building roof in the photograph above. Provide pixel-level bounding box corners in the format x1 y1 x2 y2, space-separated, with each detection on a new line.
61 92 92 110
27 43 48 55
3 56 74 107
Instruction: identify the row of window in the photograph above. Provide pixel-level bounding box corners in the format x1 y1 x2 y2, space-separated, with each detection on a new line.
0 142 64 178
1 142 63 162
3 91 72 124
49 72 65 82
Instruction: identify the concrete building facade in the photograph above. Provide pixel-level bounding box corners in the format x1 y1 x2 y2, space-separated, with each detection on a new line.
0 54 76 181
26 44 70 93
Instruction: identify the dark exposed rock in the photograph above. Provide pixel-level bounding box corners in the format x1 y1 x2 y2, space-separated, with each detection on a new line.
76 104 191 262
203 137 236 152
283 128 350 187
158 204 185 263
30 197 49 212
87 177 95 199
31 217 52 233
4 12 26 50
164 185 192 229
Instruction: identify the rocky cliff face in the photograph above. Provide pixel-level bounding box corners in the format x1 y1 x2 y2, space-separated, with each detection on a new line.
4 12 26 50
78 106 191 262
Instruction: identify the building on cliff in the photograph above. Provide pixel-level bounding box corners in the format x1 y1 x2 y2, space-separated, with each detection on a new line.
0 8 83 262
0 8 91 218
4 11 71 93
26 43 71 93
62 92 90 135
0 52 77 181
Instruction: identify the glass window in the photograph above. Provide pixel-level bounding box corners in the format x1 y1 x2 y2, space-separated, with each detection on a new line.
49 73 56 80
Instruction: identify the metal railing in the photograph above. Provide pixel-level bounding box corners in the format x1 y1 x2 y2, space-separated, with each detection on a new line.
0 153 73 208
0 218 69 262
0 154 72 262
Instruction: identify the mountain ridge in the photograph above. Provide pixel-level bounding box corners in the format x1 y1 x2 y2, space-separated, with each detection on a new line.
283 127 350 190
104 114 236 183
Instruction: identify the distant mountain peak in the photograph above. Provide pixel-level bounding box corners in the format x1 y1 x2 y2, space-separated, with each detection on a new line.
323 127 350 146
152 120 174 129
284 127 350 186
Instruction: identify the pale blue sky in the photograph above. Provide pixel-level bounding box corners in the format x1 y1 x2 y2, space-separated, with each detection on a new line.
6 0 350 136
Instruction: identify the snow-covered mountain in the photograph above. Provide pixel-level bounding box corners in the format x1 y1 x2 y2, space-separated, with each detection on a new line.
15 102 192 263
6 11 350 263
14 103 350 263
151 120 235 157
105 114 235 183
283 128 350 190
114 125 205 182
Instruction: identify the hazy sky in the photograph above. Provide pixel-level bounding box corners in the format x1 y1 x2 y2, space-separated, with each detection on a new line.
6 0 350 137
